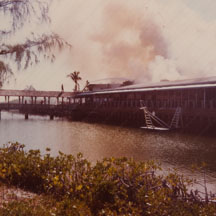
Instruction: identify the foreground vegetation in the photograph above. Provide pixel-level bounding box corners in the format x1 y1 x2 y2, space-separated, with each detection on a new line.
0 143 215 215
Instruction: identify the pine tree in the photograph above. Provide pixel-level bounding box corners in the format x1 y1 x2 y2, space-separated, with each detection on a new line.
0 0 70 87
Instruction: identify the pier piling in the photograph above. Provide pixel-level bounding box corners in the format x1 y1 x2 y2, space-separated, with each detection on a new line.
25 114 28 120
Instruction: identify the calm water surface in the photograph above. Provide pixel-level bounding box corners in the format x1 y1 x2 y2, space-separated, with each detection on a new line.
1 111 216 192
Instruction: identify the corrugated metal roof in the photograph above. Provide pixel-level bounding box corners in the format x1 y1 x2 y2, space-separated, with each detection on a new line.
78 76 216 96
2 76 216 98
116 76 216 90
0 89 75 97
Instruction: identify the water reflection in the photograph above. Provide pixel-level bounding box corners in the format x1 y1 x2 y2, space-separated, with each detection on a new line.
0 111 216 192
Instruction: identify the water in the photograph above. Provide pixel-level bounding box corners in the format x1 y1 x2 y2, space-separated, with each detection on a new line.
0 111 216 193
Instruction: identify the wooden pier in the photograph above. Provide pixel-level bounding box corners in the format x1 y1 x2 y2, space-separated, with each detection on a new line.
72 76 216 134
0 89 76 119
1 76 216 134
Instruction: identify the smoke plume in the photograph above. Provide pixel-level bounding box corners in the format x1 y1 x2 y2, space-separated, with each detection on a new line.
6 0 216 90
91 2 168 82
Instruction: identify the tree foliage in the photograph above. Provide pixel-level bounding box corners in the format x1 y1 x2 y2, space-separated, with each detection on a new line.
82 80 90 92
67 71 82 92
0 0 71 88
121 80 134 87
0 142 216 215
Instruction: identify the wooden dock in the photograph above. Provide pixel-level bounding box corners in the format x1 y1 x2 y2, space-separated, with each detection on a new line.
1 87 216 134
0 89 76 119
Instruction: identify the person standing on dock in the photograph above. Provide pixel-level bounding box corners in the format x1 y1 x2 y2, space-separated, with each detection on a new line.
61 84 64 92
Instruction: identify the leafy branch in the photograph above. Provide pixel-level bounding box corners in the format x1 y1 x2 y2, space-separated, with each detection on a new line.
0 0 72 87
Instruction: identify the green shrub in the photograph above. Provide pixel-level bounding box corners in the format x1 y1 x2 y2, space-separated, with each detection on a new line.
0 142 215 215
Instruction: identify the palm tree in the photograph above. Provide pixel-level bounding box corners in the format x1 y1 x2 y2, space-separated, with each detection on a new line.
82 80 90 92
67 71 82 92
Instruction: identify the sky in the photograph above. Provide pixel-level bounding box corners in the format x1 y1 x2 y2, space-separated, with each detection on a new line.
3 0 216 91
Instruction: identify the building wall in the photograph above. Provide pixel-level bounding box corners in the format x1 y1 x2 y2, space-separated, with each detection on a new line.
71 86 216 133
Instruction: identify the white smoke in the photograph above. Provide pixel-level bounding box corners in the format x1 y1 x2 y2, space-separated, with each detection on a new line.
5 0 216 90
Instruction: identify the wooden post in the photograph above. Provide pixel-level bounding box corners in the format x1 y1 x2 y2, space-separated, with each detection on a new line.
25 113 28 119
187 90 190 108
35 97 37 104
204 88 206 109
7 96 10 108
195 89 198 108
168 91 170 108
19 96 21 104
